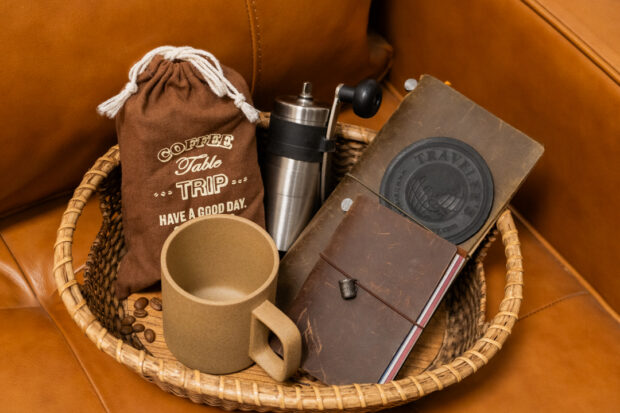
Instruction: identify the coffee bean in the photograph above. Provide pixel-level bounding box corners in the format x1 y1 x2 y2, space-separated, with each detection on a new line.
144 329 156 343
132 323 145 333
121 315 136 325
150 297 162 311
133 309 148 318
131 336 143 350
114 316 121 332
134 297 148 310
120 325 133 335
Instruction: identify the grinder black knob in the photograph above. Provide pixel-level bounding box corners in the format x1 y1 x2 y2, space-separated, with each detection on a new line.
337 79 382 118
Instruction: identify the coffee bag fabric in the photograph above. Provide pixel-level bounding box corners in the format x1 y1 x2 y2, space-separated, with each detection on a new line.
98 46 265 299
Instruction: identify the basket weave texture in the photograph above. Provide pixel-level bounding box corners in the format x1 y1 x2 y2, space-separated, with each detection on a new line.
53 114 523 412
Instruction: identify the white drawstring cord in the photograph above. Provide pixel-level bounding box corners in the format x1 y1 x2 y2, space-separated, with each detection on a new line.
96 46 259 123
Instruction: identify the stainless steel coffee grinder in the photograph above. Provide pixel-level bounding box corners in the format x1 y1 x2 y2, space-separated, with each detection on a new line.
263 79 382 252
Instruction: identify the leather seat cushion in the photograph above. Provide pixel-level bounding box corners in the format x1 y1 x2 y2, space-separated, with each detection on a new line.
0 241 36 309
0 306 105 412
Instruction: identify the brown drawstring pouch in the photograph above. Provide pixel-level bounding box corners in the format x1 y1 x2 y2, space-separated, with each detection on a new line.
98 46 265 299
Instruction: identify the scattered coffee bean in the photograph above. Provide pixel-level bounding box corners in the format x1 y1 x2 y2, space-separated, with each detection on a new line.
134 297 148 310
150 297 162 311
132 323 145 333
133 308 148 318
131 336 143 349
120 325 133 335
144 329 156 343
121 315 136 325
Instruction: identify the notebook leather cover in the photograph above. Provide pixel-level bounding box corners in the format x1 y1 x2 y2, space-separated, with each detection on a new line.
277 75 543 310
286 195 461 384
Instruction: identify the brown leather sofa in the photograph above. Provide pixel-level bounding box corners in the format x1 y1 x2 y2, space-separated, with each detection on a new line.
1 1 618 411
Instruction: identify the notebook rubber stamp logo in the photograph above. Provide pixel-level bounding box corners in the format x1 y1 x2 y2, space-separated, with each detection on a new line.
380 137 494 244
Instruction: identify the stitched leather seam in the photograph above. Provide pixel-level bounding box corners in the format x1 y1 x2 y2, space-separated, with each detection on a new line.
244 0 259 94
0 304 40 311
0 232 37 305
0 236 108 411
521 0 620 85
0 190 75 221
509 207 620 323
0 307 109 412
369 34 394 83
244 0 262 95
383 80 405 101
518 291 589 320
251 0 263 93
43 303 110 412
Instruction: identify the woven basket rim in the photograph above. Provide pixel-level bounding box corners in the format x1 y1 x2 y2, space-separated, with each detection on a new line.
53 120 523 412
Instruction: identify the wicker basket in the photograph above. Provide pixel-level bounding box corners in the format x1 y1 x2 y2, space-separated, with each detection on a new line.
53 113 523 412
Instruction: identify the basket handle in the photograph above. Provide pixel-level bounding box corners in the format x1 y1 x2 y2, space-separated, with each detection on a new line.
249 300 301 382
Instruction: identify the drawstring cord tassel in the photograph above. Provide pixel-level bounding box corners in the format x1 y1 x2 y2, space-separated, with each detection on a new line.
96 46 259 123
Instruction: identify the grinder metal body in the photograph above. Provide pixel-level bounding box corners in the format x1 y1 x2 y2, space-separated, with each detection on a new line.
264 80 382 252
263 83 330 252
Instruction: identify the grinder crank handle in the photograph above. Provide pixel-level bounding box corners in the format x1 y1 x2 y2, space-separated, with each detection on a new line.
320 79 383 202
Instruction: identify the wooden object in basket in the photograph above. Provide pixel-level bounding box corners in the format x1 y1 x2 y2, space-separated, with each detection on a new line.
53 119 524 412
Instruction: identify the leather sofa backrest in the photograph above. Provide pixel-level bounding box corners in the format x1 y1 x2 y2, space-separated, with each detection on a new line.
0 0 389 217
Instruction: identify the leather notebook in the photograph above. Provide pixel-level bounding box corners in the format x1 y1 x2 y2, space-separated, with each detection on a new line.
277 75 544 311
285 195 466 384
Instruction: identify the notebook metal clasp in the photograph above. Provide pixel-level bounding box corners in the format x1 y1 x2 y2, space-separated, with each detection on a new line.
339 278 358 300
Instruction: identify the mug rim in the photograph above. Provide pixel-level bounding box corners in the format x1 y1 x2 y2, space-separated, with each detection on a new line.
161 214 279 307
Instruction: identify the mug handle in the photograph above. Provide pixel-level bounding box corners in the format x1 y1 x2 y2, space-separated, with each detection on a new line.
249 300 302 382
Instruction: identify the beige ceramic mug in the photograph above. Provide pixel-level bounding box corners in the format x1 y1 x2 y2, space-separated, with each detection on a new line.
161 214 301 382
